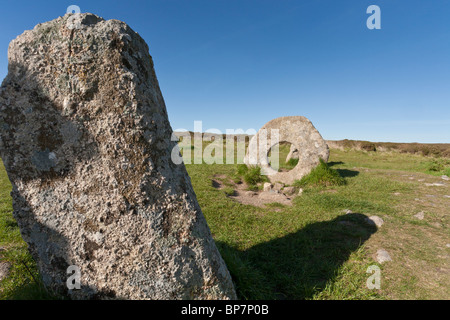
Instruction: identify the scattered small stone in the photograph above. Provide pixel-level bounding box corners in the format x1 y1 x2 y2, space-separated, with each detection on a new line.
408 177 414 180
441 175 449 181
263 183 272 192
425 183 446 187
413 211 425 220
345 209 353 214
444 195 450 199
417 179 425 182
393 192 401 196
446 244 450 248
376 249 392 263
366 216 384 228
282 186 296 196
298 188 304 195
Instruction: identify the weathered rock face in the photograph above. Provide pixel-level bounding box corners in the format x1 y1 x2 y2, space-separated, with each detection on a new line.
0 13 236 300
244 116 329 185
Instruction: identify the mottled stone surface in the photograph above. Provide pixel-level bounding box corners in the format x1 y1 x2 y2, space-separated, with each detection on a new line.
0 13 236 300
365 216 384 228
376 249 392 263
244 116 329 185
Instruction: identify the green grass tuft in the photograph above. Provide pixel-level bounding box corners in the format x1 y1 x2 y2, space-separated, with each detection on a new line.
235 164 268 188
294 158 346 188
236 164 249 176
286 158 299 168
222 186 235 196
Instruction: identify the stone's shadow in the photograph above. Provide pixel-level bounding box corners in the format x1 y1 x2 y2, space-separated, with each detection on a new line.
327 161 344 167
336 169 359 178
326 162 359 178
216 213 377 300
211 179 221 189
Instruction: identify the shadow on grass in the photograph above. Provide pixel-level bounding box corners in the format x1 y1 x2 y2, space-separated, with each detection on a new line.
336 169 359 178
327 161 344 167
217 213 377 300
327 162 360 178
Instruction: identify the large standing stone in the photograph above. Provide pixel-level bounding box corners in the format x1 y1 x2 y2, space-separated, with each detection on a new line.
0 13 236 300
244 116 329 185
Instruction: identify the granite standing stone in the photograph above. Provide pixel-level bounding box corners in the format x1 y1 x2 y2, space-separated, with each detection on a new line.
0 13 236 300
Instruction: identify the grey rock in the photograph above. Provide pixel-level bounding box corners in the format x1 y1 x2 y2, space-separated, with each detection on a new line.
441 175 449 181
0 13 236 300
244 116 329 185
263 182 272 192
282 186 296 196
425 183 446 187
413 211 425 220
366 216 384 228
376 249 392 263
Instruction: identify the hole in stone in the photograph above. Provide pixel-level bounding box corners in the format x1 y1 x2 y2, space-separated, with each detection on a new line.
267 141 299 172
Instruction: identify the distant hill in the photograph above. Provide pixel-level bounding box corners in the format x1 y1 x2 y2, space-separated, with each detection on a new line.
326 140 450 158
173 132 450 158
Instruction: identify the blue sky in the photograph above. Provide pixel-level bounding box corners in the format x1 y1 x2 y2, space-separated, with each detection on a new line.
1 0 449 143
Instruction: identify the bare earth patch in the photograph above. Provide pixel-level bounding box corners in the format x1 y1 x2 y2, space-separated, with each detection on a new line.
211 176 293 208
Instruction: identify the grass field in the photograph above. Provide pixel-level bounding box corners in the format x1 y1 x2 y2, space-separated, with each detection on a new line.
1 141 449 300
